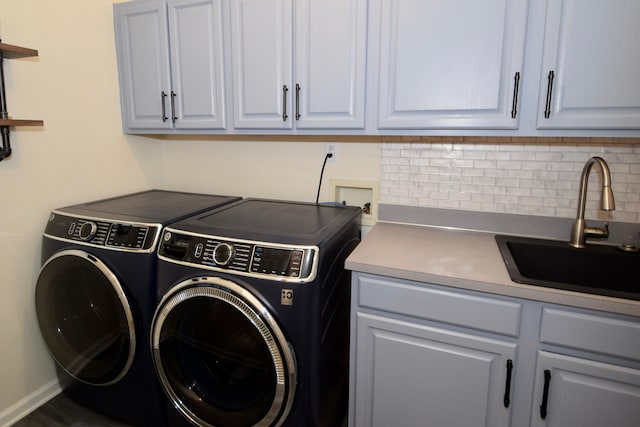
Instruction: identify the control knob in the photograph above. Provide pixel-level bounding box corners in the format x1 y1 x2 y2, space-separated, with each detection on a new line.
78 221 98 241
213 242 235 267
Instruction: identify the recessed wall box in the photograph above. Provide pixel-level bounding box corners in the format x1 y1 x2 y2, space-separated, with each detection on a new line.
330 179 379 227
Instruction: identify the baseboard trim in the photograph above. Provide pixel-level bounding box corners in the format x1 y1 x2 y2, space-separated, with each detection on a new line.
0 379 62 427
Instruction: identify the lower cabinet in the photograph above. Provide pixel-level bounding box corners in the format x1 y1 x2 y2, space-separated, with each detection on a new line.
531 352 640 427
349 273 640 427
353 313 516 427
530 307 640 426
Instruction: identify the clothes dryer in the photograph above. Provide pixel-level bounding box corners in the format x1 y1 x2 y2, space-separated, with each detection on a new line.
152 199 361 427
35 190 240 426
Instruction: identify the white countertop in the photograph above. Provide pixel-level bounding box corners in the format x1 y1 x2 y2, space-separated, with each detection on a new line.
346 222 640 317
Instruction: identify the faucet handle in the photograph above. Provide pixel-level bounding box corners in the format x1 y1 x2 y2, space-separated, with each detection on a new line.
584 223 609 239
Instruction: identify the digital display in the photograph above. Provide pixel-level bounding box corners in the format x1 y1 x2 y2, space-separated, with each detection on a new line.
259 248 292 274
107 224 148 249
252 247 304 277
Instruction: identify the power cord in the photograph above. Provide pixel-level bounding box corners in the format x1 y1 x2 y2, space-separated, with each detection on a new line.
315 152 333 204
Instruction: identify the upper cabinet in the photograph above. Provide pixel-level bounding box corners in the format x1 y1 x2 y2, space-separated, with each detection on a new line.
229 0 367 130
536 0 640 129
113 0 640 135
373 0 529 129
114 0 226 131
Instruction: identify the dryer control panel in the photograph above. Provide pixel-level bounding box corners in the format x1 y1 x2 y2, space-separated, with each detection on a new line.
159 229 319 283
44 212 161 252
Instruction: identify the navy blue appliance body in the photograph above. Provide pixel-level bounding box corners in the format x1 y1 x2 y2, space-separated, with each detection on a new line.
35 190 240 426
153 199 361 427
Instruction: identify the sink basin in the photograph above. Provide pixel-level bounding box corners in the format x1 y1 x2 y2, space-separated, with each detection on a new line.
495 235 639 300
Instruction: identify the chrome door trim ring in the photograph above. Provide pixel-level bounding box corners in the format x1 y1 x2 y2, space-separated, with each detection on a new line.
151 276 297 427
38 249 136 385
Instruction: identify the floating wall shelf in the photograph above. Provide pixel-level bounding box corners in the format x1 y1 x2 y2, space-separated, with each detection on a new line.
0 41 44 161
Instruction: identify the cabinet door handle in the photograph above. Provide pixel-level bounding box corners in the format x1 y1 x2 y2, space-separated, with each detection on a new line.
161 91 168 122
503 359 513 408
170 91 177 122
282 85 289 121
544 70 555 118
539 369 552 419
295 83 301 120
511 72 520 119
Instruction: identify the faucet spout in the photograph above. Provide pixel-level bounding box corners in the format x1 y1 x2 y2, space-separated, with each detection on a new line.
570 157 615 248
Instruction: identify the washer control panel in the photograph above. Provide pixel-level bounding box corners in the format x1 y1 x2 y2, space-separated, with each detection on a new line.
44 212 161 252
159 229 318 282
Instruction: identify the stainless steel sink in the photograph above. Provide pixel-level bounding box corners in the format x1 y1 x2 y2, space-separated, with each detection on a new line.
495 235 639 300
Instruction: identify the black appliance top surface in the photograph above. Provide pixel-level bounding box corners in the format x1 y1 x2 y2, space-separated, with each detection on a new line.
171 199 361 244
59 190 241 224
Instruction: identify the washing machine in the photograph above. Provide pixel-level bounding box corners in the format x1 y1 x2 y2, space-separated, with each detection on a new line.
151 198 361 426
34 190 241 426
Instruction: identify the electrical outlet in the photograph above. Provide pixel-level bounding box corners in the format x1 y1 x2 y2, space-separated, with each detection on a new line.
324 143 337 162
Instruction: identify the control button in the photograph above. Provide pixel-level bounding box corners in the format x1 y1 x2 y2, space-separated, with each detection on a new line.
163 232 172 242
68 222 76 236
78 221 98 241
213 243 235 267
194 243 204 259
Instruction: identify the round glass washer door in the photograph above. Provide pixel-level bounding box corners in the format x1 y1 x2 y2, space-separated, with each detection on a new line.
151 277 296 427
35 249 136 386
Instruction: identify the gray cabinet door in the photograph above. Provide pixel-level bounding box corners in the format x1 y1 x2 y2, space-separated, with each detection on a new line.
374 0 528 129
115 0 173 130
352 312 516 427
294 0 367 129
531 351 640 427
168 0 226 129
229 0 293 129
536 0 640 129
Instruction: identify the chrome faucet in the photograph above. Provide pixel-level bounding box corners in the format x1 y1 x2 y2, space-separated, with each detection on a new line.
569 157 615 248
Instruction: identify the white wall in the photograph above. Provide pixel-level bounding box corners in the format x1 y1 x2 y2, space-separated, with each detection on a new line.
0 1 380 423
158 138 380 202
0 0 161 422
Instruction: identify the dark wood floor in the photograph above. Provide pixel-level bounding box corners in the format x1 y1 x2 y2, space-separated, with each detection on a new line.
11 393 348 426
11 393 131 427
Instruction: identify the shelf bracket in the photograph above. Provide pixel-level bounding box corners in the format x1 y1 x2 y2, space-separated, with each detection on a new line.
0 130 10 161
0 50 11 161
0 39 43 162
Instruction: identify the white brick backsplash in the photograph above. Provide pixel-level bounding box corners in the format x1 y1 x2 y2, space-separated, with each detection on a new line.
380 140 640 223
